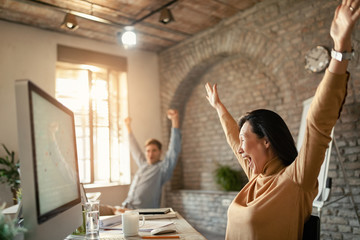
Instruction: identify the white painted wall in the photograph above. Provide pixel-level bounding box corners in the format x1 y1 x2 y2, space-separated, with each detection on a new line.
0 20 162 207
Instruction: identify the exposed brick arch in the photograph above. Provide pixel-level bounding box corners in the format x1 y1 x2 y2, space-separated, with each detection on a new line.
160 28 295 145
168 54 230 127
159 28 299 192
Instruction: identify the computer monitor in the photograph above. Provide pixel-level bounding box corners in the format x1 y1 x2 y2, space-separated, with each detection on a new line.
15 79 82 240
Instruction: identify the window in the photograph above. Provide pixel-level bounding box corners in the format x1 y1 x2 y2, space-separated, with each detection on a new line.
55 62 130 184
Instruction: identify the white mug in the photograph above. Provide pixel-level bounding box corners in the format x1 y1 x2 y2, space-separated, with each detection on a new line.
122 211 145 237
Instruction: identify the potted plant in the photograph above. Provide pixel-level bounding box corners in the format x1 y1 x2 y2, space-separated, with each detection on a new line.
214 164 243 191
0 144 21 204
0 203 26 240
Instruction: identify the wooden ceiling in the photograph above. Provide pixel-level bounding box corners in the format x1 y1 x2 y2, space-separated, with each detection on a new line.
0 0 262 52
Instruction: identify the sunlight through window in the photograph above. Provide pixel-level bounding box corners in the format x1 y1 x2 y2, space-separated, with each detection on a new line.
55 62 129 184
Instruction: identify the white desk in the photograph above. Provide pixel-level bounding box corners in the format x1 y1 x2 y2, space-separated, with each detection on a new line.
66 212 206 240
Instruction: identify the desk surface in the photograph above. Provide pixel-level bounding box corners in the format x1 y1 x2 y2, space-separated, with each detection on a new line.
164 212 206 240
67 212 206 240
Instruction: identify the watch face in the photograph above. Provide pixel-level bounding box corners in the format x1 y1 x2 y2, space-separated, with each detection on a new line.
305 46 330 73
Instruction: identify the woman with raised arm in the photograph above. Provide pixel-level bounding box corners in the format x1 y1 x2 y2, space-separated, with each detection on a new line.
205 1 359 239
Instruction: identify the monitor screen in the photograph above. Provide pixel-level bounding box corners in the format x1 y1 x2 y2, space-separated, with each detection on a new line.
15 79 82 240
31 87 80 222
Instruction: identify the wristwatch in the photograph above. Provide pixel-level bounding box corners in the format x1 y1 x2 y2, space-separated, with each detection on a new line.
331 48 355 61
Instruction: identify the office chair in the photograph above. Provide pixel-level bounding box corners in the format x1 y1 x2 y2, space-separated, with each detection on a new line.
302 215 320 240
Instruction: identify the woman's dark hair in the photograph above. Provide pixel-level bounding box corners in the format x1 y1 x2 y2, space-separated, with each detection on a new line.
238 109 298 166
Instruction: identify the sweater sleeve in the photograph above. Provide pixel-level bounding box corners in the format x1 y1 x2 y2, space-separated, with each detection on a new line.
286 69 349 190
128 132 147 167
161 128 182 183
220 112 252 180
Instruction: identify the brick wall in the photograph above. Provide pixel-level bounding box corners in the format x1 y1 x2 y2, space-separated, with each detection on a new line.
167 190 236 236
159 0 360 238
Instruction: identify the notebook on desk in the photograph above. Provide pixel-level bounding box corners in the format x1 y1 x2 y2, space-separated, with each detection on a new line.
135 208 177 220
137 208 171 215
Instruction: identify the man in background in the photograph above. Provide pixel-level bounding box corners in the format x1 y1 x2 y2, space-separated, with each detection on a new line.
100 109 181 215
121 109 181 209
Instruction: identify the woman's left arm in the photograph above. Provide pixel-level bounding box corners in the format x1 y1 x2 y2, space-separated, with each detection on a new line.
289 0 360 189
328 0 360 74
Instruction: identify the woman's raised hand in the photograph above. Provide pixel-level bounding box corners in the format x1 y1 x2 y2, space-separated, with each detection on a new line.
330 0 360 51
205 82 222 109
328 0 360 74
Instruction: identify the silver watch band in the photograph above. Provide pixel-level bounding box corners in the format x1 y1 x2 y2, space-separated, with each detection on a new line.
331 49 355 62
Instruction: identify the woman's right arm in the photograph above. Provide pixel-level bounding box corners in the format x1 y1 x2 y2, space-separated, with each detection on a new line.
205 83 251 179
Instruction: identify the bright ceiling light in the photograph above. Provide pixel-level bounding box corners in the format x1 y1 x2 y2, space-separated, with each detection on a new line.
121 26 136 49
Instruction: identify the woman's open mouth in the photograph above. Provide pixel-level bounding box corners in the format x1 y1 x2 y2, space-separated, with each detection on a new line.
244 156 254 169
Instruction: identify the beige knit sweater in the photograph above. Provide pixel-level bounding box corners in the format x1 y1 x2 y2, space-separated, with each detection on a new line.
220 70 349 240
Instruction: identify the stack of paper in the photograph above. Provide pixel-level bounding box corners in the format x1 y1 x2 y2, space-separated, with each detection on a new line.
100 220 174 232
140 221 174 232
99 214 122 227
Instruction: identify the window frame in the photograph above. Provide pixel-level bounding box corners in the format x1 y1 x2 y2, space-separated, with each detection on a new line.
56 45 129 185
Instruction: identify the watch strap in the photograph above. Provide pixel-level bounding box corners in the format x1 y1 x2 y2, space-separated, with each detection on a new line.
331 49 355 61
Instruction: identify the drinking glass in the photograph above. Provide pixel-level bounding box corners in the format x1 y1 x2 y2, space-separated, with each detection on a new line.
84 201 100 239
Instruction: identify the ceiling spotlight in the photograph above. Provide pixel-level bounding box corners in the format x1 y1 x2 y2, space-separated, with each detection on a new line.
159 8 175 24
120 26 136 49
61 13 79 31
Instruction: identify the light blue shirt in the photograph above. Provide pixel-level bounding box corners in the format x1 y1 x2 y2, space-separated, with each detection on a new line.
122 128 181 209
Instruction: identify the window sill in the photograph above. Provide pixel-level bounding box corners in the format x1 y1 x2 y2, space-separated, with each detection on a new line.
83 182 130 189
